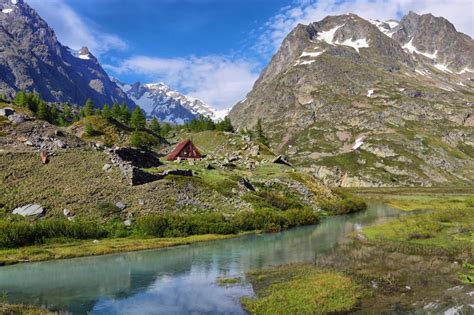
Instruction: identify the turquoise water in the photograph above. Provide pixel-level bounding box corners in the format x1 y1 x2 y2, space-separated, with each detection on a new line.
0 204 401 314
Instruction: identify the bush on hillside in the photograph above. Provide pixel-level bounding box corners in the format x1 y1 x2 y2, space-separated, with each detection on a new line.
320 192 367 215
0 219 107 248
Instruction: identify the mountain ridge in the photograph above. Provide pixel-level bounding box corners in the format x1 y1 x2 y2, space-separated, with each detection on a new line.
229 11 474 187
0 0 135 108
114 79 228 123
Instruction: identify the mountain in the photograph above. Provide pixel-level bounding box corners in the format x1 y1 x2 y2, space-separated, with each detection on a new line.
0 0 134 108
229 12 474 187
114 80 227 123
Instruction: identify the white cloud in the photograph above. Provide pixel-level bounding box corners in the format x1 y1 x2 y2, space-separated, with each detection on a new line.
258 0 474 56
27 0 127 56
106 56 259 109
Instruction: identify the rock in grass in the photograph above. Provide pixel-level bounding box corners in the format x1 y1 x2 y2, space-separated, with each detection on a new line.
102 164 112 172
13 204 45 218
116 202 126 210
0 107 15 117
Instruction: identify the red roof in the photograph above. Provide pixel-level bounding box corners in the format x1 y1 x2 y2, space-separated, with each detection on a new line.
167 139 201 161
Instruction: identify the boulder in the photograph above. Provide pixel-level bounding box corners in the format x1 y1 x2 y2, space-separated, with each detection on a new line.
249 145 260 157
123 219 132 227
13 204 45 218
116 202 126 210
273 155 293 167
8 114 26 124
102 164 112 172
0 107 15 117
53 139 66 149
239 178 256 191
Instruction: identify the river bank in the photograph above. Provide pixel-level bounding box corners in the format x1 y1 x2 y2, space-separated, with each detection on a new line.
0 233 250 266
242 190 474 314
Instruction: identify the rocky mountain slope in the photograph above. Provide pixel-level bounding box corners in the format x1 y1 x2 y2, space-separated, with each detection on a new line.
0 0 134 108
114 80 227 123
230 12 474 187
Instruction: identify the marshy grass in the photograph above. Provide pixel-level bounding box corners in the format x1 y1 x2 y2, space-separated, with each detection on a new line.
242 264 366 315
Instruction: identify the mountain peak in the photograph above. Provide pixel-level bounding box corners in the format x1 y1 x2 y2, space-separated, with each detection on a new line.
0 0 134 107
115 81 225 123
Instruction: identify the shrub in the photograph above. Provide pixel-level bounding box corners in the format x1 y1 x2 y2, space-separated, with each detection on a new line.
130 131 159 149
321 192 367 215
0 219 107 248
283 208 319 227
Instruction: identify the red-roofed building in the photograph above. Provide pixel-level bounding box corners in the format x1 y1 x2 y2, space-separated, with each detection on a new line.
167 139 201 161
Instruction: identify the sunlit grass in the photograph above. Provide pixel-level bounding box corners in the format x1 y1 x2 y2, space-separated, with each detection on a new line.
0 233 243 266
242 264 366 315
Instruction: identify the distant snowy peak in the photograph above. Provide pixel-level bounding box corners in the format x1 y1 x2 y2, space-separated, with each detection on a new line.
115 80 227 124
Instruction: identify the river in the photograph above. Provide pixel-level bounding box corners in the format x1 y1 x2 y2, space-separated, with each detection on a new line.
0 203 402 314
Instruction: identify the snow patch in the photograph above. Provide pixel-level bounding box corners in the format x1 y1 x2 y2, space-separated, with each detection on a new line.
458 82 465 86
2 8 13 13
415 69 430 76
386 20 399 28
439 86 455 92
403 39 437 59
317 24 344 44
300 51 323 58
458 68 474 74
338 38 369 52
367 89 374 97
369 20 396 37
316 24 369 52
444 305 463 315
78 54 90 60
352 137 365 151
434 64 453 73
240 98 247 103
213 108 231 121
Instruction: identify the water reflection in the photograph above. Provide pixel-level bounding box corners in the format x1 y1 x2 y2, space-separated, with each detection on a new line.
0 203 400 314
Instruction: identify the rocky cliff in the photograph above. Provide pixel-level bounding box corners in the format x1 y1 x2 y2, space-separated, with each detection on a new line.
230 12 474 187
0 0 134 108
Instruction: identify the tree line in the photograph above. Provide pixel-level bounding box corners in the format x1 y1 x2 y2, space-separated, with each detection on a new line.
12 91 242 148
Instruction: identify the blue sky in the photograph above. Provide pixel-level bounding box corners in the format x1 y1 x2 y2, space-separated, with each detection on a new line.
28 0 473 109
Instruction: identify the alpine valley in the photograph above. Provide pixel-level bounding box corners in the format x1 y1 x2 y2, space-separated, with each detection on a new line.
0 1 474 314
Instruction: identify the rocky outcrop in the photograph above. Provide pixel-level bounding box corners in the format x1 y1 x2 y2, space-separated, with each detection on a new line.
106 147 192 185
12 204 44 218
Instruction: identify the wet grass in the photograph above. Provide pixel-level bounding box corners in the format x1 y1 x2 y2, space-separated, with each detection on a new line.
242 264 366 315
0 303 55 315
348 187 474 211
0 233 245 266
217 277 242 286
363 208 474 250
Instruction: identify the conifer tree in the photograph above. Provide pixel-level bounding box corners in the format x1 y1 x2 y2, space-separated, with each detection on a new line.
255 118 268 146
102 104 111 118
63 104 72 119
36 101 49 121
83 99 94 116
130 107 146 130
111 102 121 120
150 117 161 134
120 103 130 124
14 91 27 107
160 122 172 137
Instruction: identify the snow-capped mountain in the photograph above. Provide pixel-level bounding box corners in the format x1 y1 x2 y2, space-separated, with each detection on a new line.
115 80 228 123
